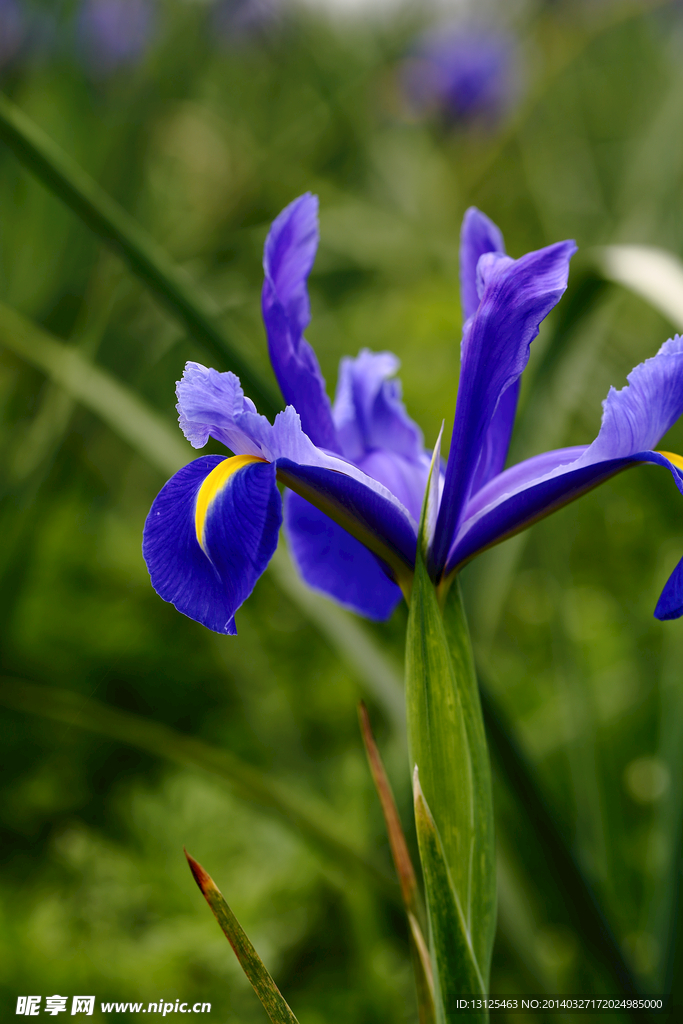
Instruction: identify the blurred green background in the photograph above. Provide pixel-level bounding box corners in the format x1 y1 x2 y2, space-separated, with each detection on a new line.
2 0 683 1020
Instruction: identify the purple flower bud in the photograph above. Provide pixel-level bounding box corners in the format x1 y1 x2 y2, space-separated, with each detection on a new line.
403 23 519 126
77 0 155 75
0 0 26 69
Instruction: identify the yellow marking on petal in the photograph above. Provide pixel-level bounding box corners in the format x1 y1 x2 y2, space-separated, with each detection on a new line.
195 454 268 552
657 451 683 471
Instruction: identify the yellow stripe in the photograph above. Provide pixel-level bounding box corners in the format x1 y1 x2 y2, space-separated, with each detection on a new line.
195 454 268 551
657 450 683 471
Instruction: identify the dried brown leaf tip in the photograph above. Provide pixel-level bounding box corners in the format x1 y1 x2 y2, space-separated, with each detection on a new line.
184 848 214 896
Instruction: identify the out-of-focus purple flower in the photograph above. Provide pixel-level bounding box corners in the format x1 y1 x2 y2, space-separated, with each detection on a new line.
0 0 26 69
403 23 519 125
211 0 279 44
77 0 155 75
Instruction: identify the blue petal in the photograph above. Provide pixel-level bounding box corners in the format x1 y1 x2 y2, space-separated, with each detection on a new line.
431 236 576 574
275 457 417 592
285 491 402 620
655 556 683 620
580 335 683 462
469 378 520 495
333 349 425 463
448 449 683 579
261 193 339 451
143 455 281 634
459 207 505 322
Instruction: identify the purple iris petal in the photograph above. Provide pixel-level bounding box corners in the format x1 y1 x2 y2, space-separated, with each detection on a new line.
431 237 576 575
459 207 506 322
333 349 424 463
576 335 683 463
460 208 516 495
77 0 154 74
655 557 683 620
285 491 402 620
276 458 417 587
262 193 339 452
143 455 281 634
403 25 517 125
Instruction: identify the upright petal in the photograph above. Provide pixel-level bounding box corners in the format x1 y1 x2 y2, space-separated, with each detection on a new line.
143 455 282 634
431 237 576 575
285 491 403 620
459 207 505 322
468 378 520 495
333 349 425 463
261 193 339 451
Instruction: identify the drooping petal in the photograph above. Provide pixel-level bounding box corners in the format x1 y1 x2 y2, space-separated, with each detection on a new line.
576 335 683 464
333 349 425 463
261 193 339 451
655 556 683 620
447 449 683 579
431 237 577 574
275 458 417 592
176 361 417 527
459 206 505 322
143 455 281 634
284 491 403 620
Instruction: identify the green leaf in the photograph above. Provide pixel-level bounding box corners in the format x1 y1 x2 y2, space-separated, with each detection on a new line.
413 771 486 1022
186 852 300 1024
0 91 279 418
0 300 191 478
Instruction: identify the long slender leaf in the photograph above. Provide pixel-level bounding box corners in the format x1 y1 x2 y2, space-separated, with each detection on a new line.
186 852 300 1024
0 300 191 476
0 675 396 899
413 770 486 1021
0 92 279 418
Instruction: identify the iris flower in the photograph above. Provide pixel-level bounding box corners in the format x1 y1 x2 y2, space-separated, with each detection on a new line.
143 194 683 633
402 23 518 125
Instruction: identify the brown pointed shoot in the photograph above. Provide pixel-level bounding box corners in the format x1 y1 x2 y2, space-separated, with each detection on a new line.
358 704 435 1020
185 850 299 1024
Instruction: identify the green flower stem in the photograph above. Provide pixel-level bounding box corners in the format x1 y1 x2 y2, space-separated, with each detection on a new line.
0 92 279 419
0 675 397 901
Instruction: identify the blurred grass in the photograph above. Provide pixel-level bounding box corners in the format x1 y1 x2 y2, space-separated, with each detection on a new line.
2 0 683 1021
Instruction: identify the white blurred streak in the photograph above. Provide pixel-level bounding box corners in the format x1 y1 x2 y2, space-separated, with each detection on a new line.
596 244 683 331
